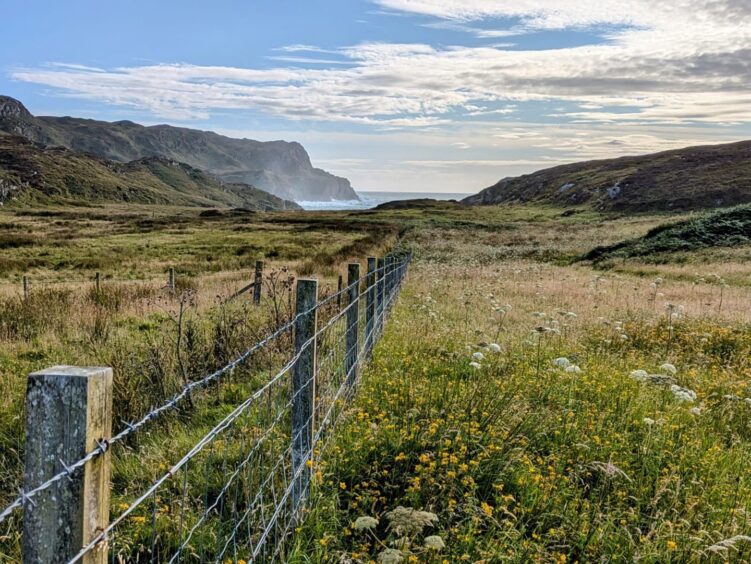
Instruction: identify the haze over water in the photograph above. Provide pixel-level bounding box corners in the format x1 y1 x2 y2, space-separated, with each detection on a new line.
297 191 472 211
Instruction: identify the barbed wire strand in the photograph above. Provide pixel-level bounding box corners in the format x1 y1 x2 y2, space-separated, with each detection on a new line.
0 258 405 526
64 256 410 563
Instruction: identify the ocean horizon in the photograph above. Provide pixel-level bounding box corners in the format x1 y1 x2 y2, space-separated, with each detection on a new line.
297 190 473 211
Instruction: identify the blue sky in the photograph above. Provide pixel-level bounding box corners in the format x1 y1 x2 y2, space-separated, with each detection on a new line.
4 0 751 193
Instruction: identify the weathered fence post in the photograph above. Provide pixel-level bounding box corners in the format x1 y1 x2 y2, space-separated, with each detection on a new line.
337 274 343 308
23 275 29 300
253 260 264 305
365 258 377 354
168 268 175 292
94 272 101 293
23 366 113 564
346 264 360 388
377 257 385 336
292 279 317 506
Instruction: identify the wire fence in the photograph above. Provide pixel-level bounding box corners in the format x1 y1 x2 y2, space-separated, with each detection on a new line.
1 251 411 562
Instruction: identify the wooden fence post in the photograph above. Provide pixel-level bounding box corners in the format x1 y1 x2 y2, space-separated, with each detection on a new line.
23 366 113 564
95 272 101 293
346 264 360 388
292 279 317 506
23 275 29 300
168 268 175 292
377 257 385 336
386 255 394 302
253 261 264 305
337 274 343 308
365 258 377 354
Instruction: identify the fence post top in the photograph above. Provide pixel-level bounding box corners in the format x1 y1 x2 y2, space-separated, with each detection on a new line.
29 366 112 380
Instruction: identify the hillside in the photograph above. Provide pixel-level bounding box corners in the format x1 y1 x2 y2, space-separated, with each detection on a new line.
0 95 357 202
463 140 751 212
0 134 299 210
583 204 751 262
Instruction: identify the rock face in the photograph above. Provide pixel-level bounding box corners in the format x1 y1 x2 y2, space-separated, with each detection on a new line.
0 96 358 202
463 140 751 212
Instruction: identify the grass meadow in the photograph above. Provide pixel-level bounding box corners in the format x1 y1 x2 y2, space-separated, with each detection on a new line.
2 202 751 562
288 217 751 563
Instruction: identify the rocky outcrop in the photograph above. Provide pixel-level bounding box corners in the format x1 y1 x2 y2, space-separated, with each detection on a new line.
0 96 33 119
0 96 358 202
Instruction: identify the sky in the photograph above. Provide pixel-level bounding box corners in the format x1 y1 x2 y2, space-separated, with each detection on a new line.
3 0 751 194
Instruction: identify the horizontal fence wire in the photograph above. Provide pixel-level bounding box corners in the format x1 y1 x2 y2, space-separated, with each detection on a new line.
1 252 411 563
0 259 399 526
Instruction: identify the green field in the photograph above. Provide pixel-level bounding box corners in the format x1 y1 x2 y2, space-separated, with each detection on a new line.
2 203 751 562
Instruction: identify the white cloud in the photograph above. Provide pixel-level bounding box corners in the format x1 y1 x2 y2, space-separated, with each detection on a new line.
9 0 751 192
13 0 751 127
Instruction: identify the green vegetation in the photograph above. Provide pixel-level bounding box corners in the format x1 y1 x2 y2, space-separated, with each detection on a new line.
464 139 751 212
2 201 751 562
288 222 751 563
0 95 357 201
0 135 299 209
585 204 751 264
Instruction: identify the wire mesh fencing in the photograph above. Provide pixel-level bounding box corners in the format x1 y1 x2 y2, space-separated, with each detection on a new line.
0 252 411 563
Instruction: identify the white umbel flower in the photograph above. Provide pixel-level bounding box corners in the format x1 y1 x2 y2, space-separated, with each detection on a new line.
629 370 648 382
660 363 677 375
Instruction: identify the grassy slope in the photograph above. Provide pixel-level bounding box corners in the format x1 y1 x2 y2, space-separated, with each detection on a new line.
2 204 751 561
0 134 299 210
584 204 751 263
463 140 751 212
287 214 751 562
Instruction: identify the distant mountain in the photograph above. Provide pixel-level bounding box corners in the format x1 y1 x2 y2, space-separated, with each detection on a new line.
463 141 751 212
0 95 358 202
0 134 300 210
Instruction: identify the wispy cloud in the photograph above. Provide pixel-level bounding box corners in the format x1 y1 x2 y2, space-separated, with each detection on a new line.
8 0 751 193
12 0 751 128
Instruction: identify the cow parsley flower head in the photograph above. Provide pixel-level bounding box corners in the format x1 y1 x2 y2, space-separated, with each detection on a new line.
472 352 485 361
469 362 482 370
643 417 655 426
629 370 648 382
424 535 445 551
660 363 677 375
553 357 571 368
378 548 403 564
354 516 379 531
488 343 501 353
384 506 438 536
566 365 583 374
670 384 697 403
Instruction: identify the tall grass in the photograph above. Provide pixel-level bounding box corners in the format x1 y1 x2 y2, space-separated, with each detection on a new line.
289 242 751 562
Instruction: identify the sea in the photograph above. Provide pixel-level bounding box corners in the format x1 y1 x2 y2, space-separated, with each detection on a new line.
297 191 473 211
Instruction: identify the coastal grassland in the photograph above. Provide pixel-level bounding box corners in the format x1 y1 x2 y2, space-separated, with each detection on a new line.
290 220 751 562
3 201 751 562
0 203 400 556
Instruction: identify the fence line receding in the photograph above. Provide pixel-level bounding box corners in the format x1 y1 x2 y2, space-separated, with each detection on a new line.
0 251 412 563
